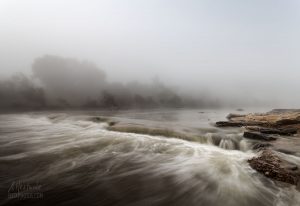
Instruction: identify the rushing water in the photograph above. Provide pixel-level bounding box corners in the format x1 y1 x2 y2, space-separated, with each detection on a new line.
0 109 299 206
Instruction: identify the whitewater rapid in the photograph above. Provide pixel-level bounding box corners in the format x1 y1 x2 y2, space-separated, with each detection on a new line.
0 111 299 206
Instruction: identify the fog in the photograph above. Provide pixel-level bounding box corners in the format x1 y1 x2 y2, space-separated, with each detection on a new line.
1 0 300 109
1 55 215 110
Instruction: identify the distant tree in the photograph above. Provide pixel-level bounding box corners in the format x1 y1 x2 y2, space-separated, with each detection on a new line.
0 73 46 109
32 55 106 106
100 91 118 109
134 94 147 108
83 98 99 108
166 94 183 108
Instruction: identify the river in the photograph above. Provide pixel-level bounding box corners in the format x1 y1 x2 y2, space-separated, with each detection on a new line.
0 109 299 206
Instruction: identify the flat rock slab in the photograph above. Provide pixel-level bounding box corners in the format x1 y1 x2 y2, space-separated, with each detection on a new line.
215 121 245 127
216 110 300 146
245 126 297 136
244 131 277 141
229 111 300 127
248 150 300 185
268 109 300 114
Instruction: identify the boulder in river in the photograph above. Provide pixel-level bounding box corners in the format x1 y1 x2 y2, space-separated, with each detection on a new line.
248 150 300 185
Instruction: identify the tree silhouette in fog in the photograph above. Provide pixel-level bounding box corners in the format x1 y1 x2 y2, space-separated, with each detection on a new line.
32 55 107 106
0 55 215 110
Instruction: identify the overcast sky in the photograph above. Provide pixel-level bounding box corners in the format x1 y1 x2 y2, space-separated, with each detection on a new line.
0 0 300 107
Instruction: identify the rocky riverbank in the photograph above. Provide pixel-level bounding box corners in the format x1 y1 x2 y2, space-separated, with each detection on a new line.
216 109 300 187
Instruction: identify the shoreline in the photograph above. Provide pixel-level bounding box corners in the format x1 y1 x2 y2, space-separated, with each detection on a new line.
215 109 300 187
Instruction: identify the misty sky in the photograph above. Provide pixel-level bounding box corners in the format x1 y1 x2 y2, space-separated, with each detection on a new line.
1 0 300 107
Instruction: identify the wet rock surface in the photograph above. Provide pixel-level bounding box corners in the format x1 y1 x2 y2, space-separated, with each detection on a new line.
216 110 300 129
215 121 246 127
244 131 277 141
245 126 297 135
217 109 300 185
252 142 272 150
216 110 299 141
248 150 300 185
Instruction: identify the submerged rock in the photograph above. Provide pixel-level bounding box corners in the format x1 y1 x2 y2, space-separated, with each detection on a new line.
248 150 300 185
252 142 272 150
108 121 117 126
275 148 297 155
244 132 277 141
90 116 109 122
226 113 246 120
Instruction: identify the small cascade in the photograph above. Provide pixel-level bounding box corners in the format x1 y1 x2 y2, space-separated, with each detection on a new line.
219 138 235 150
205 133 242 150
239 139 251 151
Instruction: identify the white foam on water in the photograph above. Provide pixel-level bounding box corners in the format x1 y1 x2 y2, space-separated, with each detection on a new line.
0 112 300 206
